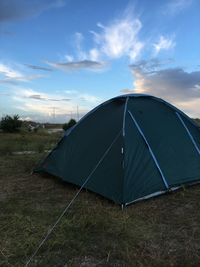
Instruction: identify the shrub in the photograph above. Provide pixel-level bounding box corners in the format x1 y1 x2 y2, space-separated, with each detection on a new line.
0 115 22 133
63 119 77 131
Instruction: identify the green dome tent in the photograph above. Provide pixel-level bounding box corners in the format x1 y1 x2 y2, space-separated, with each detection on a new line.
35 94 200 205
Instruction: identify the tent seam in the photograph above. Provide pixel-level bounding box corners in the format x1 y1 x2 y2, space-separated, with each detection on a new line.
122 96 129 205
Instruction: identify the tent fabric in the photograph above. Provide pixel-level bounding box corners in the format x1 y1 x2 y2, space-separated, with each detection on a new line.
34 94 200 205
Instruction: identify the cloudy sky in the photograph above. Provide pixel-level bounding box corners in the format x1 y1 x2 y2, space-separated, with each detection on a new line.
0 0 199 122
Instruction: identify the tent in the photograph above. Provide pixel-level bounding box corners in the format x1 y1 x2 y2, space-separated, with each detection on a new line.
35 94 200 205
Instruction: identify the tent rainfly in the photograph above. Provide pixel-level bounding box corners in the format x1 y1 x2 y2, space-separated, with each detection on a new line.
34 94 200 205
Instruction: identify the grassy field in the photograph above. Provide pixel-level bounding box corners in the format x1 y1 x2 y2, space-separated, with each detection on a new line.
0 130 62 155
0 131 200 267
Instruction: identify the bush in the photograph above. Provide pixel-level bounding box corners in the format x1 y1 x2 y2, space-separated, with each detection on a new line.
0 115 22 133
63 119 77 131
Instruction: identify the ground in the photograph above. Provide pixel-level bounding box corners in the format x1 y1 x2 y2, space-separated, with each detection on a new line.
0 131 200 267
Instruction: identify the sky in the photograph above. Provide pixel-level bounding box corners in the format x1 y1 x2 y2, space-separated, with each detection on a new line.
0 0 200 123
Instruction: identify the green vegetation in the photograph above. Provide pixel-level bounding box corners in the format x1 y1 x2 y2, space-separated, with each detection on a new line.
0 130 62 156
0 131 200 266
63 119 77 131
0 115 22 133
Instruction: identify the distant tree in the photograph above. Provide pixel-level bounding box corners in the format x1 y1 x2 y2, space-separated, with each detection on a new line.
0 115 22 133
63 119 77 131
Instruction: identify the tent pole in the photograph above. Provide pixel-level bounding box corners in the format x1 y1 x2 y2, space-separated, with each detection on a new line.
176 112 200 155
128 110 169 190
123 97 129 137
122 97 129 204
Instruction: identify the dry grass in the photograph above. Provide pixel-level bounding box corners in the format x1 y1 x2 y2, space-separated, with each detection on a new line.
0 133 200 266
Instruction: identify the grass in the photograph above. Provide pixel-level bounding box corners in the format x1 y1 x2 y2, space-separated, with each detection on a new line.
0 132 200 266
0 130 62 155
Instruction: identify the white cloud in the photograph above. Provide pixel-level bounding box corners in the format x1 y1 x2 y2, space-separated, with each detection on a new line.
89 48 100 61
79 94 100 103
65 90 78 94
65 54 74 62
67 33 101 62
55 34 102 70
129 42 144 61
126 60 200 117
92 15 143 61
75 32 84 47
0 62 45 83
153 35 175 55
0 63 22 79
10 87 101 122
61 9 144 68
74 32 87 60
165 0 193 15
13 88 71 102
13 88 75 119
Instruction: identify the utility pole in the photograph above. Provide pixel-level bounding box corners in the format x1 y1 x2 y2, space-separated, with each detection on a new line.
49 107 57 122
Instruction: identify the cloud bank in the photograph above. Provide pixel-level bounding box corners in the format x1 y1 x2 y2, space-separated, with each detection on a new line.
121 59 200 117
